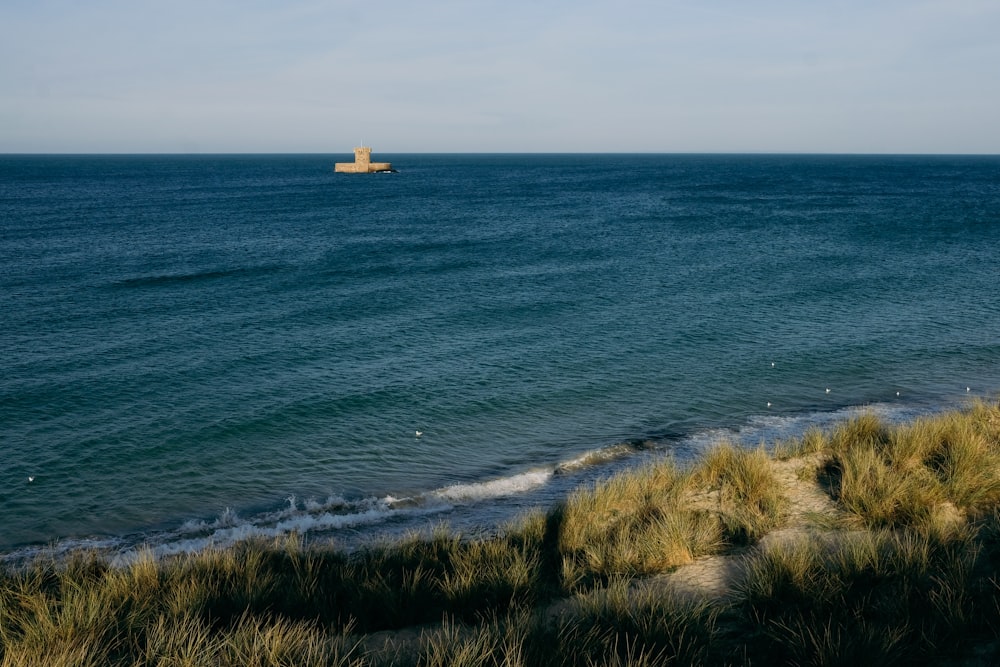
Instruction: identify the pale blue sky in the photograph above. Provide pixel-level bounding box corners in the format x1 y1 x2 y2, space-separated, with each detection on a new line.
2 0 998 153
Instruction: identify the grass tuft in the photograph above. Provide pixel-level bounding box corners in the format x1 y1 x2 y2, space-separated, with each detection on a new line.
556 460 723 587
821 402 1000 530
695 443 787 544
528 578 718 666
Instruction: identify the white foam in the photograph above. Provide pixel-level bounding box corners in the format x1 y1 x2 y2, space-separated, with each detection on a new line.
681 402 939 456
175 506 242 535
303 495 349 512
134 500 405 561
1 535 127 569
274 506 397 534
555 442 639 473
431 469 552 501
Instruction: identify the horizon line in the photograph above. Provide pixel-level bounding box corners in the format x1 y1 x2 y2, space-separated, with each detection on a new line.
4 151 1000 157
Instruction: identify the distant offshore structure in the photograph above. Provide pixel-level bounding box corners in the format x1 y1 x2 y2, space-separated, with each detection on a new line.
334 146 395 173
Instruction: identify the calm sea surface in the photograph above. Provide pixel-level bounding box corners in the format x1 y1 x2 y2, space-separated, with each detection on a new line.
2 154 999 559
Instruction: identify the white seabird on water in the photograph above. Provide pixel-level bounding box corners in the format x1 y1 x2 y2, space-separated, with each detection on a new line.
28 476 35 483
415 430 423 438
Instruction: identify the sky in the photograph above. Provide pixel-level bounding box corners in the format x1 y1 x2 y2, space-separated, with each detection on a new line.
1 0 998 154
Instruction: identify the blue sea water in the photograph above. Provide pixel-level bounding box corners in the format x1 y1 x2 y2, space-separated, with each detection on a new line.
2 153 999 560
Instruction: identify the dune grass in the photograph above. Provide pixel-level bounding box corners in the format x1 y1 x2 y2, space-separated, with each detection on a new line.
4 401 1000 665
556 442 785 591
734 522 988 665
821 401 1000 531
530 579 719 666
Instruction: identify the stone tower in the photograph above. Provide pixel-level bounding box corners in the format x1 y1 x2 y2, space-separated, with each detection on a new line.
335 147 393 173
353 147 371 171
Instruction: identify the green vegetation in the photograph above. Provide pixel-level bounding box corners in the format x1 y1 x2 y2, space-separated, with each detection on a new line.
4 401 1000 665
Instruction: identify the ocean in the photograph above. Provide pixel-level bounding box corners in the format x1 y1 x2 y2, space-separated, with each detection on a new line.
2 153 999 561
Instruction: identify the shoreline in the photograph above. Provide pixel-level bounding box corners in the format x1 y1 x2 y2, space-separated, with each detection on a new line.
1 397 960 566
5 400 1000 664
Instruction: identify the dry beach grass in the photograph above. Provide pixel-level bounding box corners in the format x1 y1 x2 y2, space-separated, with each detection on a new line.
4 401 1000 665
